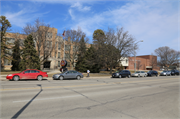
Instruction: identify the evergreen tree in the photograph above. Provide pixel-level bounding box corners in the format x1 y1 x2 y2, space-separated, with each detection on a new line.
0 16 12 69
20 34 40 70
78 36 87 57
85 45 101 73
11 39 21 71
75 36 87 72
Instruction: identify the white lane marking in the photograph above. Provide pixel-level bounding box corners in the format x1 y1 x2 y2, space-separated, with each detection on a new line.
13 95 81 103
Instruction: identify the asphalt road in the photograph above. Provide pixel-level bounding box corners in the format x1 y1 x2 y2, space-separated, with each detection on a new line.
0 76 180 119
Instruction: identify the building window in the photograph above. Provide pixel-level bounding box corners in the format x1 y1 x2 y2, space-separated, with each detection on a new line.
73 46 78 52
67 62 70 67
20 39 24 46
58 61 60 67
65 53 70 59
58 42 61 50
47 32 52 39
7 49 12 55
73 62 76 67
50 41 52 48
49 51 51 57
126 59 128 63
73 53 78 60
65 45 71 51
4 59 11 65
55 42 57 50
55 51 57 58
46 41 50 48
58 52 60 58
6 38 15 44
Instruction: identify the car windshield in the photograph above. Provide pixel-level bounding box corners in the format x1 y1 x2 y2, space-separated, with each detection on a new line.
163 71 167 72
115 70 121 73
135 71 140 73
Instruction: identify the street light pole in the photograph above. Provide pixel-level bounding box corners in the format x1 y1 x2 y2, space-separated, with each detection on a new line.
134 40 143 72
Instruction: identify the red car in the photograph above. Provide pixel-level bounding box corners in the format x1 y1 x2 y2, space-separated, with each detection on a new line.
6 69 48 81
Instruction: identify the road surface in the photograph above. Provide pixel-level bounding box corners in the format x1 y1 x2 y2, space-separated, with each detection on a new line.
0 76 179 119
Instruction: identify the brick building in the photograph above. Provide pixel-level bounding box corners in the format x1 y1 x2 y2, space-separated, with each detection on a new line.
122 55 160 71
3 26 90 70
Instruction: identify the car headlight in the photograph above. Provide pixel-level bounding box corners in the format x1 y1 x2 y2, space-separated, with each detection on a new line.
116 73 119 75
8 74 13 76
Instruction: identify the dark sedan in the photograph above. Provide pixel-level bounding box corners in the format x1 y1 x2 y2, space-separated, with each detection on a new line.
52 70 83 80
171 69 179 76
112 70 131 78
147 70 158 77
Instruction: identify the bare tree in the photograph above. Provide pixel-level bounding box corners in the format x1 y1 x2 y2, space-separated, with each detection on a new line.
23 18 58 69
96 27 137 74
136 60 142 70
155 46 180 68
64 27 89 69
108 27 137 74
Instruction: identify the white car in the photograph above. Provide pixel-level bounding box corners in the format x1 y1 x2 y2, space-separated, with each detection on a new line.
131 71 147 77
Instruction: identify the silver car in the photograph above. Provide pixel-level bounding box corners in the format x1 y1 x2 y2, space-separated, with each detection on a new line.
131 71 147 77
53 70 84 80
160 71 171 76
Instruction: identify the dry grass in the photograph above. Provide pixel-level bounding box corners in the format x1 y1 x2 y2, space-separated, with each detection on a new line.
0 71 21 75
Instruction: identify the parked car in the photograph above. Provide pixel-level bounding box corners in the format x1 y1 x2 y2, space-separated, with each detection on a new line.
112 70 131 78
6 69 48 81
160 70 171 76
52 70 83 80
171 69 179 76
147 70 158 77
131 71 147 77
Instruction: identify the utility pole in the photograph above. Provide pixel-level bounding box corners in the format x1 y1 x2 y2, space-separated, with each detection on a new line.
134 40 143 72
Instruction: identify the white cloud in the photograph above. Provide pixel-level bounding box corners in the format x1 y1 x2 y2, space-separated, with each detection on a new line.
69 0 179 54
71 2 91 11
4 8 49 28
68 9 75 20
68 2 91 20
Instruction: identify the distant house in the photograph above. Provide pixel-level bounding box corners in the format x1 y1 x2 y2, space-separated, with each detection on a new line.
121 55 160 71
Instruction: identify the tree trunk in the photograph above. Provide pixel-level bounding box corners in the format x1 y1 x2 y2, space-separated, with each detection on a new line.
110 66 113 74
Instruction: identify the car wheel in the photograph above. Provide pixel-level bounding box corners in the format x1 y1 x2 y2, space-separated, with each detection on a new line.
128 75 131 78
13 76 19 81
119 75 122 78
37 75 43 81
59 76 64 80
156 74 158 77
144 74 147 77
76 75 81 80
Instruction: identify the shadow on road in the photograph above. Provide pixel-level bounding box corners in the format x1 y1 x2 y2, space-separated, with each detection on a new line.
11 84 43 119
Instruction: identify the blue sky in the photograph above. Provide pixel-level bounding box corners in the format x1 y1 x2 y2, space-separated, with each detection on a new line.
1 0 179 56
